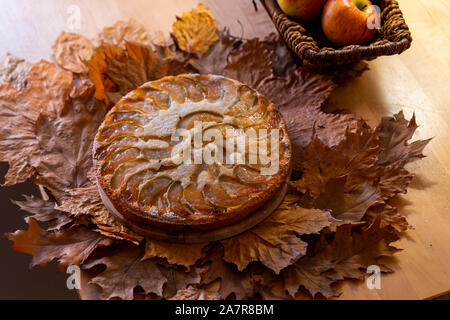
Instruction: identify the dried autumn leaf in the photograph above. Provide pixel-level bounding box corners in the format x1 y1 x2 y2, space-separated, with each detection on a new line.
0 60 73 186
158 262 202 298
0 53 31 91
100 19 151 48
376 111 431 167
58 184 143 244
282 218 399 298
188 29 239 75
5 218 112 270
12 195 72 230
83 242 167 300
32 88 106 202
263 33 299 78
200 245 255 299
52 32 94 74
301 177 381 225
172 3 219 54
171 281 221 300
143 239 206 269
365 203 409 232
291 127 380 198
221 196 332 274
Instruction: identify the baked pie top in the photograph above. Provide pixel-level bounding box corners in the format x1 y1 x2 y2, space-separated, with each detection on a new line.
93 74 291 231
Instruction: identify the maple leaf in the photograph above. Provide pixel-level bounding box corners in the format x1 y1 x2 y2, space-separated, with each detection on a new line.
100 19 152 48
171 281 221 300
376 111 431 167
221 196 332 274
364 203 409 232
291 126 380 198
0 53 31 91
5 218 112 270
299 177 381 226
143 239 206 269
262 33 299 78
188 29 239 75
12 195 72 230
52 32 94 74
0 60 73 186
32 84 107 202
83 242 167 300
200 244 255 299
57 184 143 244
282 218 399 298
157 262 202 298
172 3 219 54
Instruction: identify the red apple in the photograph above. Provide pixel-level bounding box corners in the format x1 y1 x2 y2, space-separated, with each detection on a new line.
277 0 327 22
322 0 379 46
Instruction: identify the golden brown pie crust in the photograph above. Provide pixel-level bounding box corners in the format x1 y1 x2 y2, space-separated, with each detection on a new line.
93 74 291 231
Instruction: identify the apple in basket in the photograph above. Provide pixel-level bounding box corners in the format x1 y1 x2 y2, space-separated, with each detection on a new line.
322 0 379 46
277 0 327 22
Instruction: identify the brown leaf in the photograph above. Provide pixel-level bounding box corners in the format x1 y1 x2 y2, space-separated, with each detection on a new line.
263 33 299 78
301 177 381 225
0 60 73 186
283 218 399 298
365 203 409 232
222 196 332 274
52 32 94 74
200 245 255 299
100 19 151 48
172 3 219 54
376 111 431 167
157 262 202 298
32 90 106 202
188 29 239 75
0 53 31 91
12 195 72 230
143 239 206 269
58 184 143 244
171 281 221 300
83 242 167 300
291 127 380 198
5 218 112 270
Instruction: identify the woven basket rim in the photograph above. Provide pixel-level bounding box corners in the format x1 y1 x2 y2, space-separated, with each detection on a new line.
262 0 412 66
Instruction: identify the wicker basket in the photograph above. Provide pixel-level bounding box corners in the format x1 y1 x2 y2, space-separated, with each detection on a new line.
261 0 412 67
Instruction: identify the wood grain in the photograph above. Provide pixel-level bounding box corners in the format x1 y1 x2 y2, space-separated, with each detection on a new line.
1 0 449 300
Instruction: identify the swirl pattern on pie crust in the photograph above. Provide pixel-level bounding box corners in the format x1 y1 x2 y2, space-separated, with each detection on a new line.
93 74 291 231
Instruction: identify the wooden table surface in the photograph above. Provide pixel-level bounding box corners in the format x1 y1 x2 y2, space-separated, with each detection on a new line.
1 0 449 300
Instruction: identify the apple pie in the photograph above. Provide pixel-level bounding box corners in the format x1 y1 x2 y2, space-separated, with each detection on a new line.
93 74 291 232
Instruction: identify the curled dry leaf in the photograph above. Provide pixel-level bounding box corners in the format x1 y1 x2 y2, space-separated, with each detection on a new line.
0 53 31 91
58 184 143 244
52 32 94 74
0 60 72 186
100 19 151 48
282 218 400 298
188 29 239 75
172 3 219 54
83 242 166 300
171 281 221 300
200 245 255 299
221 196 332 274
365 203 409 233
158 262 202 298
376 111 431 167
143 239 206 269
12 195 72 230
5 218 112 270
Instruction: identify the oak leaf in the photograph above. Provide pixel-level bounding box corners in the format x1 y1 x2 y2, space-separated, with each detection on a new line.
52 32 94 74
0 53 31 91
83 242 167 300
172 3 219 54
221 196 332 274
5 218 112 270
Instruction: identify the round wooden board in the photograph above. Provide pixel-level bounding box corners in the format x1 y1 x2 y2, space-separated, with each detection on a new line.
98 181 288 244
